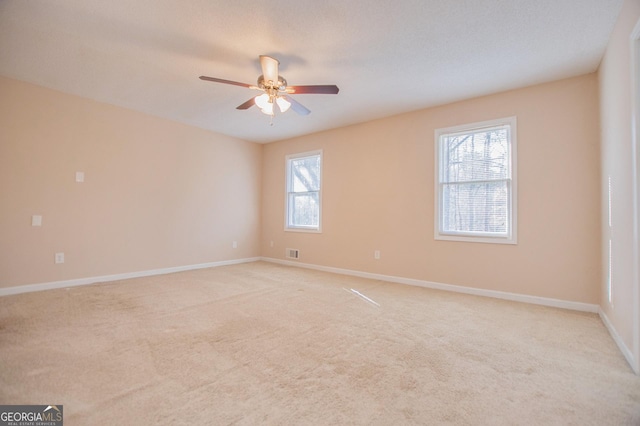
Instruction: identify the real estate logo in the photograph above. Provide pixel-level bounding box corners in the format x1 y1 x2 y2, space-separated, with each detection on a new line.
0 405 63 426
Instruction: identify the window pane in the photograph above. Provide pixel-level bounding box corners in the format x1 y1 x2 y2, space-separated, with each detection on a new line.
289 192 319 227
436 118 516 243
442 127 510 183
441 181 509 234
286 151 322 232
291 156 320 192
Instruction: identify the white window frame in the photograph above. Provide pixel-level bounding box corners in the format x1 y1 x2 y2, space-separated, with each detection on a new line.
285 150 323 233
434 117 517 244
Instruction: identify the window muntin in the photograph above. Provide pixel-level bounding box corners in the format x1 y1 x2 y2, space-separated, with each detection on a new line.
435 117 516 244
286 151 322 232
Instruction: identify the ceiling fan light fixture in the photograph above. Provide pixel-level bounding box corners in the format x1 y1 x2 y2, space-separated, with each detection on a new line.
260 101 274 116
276 96 291 113
255 93 270 109
255 93 274 115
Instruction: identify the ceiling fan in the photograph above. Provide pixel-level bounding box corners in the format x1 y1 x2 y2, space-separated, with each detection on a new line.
199 55 339 117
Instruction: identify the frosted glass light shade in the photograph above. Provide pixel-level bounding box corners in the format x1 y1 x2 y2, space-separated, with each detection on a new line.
255 93 270 109
260 101 274 115
276 96 291 113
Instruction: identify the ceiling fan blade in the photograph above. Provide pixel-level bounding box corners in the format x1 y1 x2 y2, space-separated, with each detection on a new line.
236 97 256 110
199 76 252 88
286 85 339 95
283 95 311 116
259 55 280 84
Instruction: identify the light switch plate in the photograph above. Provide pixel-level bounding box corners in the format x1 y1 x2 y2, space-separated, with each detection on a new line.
75 171 85 183
32 215 42 226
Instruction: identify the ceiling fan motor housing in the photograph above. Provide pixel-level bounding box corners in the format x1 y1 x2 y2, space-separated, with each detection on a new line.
258 75 287 91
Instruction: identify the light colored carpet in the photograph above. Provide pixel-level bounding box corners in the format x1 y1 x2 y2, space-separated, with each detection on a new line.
0 261 639 425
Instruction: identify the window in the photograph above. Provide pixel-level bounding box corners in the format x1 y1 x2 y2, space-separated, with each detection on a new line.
286 150 322 232
435 117 517 244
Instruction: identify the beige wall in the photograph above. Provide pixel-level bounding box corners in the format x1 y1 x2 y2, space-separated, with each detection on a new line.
0 77 262 288
598 0 640 371
262 74 601 304
0 72 603 306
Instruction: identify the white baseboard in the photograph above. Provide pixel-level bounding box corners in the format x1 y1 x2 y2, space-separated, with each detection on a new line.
2 255 601 314
599 308 639 374
260 257 599 313
0 257 261 297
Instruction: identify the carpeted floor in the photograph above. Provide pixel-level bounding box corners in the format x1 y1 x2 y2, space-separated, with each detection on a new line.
0 261 639 425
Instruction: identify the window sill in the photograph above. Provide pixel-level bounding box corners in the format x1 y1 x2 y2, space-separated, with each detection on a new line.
435 234 517 245
285 227 322 234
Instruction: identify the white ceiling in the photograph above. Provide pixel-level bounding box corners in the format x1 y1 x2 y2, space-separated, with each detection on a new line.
0 1 623 143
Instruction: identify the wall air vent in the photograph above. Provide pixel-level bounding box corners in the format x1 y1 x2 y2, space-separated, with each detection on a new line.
286 248 300 260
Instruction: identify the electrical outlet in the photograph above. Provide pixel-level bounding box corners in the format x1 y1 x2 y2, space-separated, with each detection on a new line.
55 252 65 264
270 241 274 247
374 250 381 260
232 241 238 249
75 171 85 182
